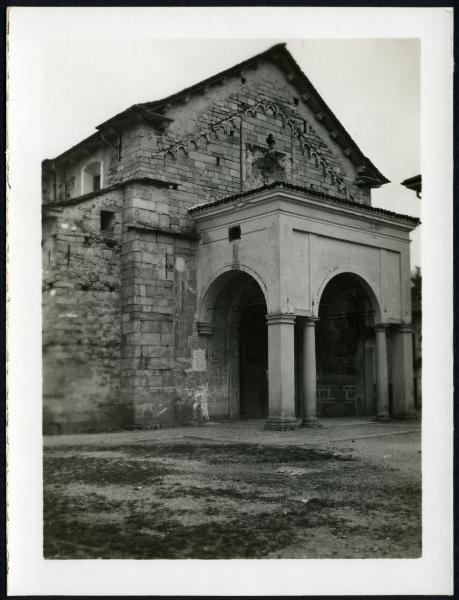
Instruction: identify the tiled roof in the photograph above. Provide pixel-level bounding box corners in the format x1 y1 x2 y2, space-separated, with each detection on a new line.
188 180 420 226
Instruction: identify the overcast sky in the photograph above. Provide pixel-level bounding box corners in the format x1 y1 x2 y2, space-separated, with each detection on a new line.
41 38 421 267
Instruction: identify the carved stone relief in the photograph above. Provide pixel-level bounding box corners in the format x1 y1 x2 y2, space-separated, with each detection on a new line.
245 135 291 188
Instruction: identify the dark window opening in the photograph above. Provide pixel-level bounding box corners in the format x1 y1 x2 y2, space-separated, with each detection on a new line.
241 77 246 84
228 225 241 241
100 210 115 232
216 156 221 166
93 174 101 192
293 97 299 106
229 130 234 137
303 120 307 133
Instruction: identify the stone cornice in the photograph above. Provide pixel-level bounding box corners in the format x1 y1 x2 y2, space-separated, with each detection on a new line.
127 224 200 240
42 177 178 208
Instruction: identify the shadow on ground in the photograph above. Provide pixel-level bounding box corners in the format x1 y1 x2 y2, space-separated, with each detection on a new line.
43 440 421 559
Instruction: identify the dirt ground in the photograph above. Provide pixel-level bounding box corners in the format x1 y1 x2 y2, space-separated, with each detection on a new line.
43 424 421 559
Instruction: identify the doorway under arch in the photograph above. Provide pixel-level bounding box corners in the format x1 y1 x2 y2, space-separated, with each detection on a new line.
316 273 379 418
239 304 268 418
200 269 268 420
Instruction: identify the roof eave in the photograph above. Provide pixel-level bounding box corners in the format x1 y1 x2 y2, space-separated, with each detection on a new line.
401 174 422 193
269 47 389 186
189 181 419 229
42 131 102 167
96 106 173 133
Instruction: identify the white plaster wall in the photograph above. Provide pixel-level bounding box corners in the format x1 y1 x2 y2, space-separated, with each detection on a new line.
312 235 382 310
193 191 415 324
197 213 280 313
380 249 402 320
278 201 413 322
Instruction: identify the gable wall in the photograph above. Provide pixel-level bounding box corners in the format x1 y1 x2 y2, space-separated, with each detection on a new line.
114 61 371 214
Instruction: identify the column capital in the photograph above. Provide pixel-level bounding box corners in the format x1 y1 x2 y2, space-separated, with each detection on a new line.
396 323 413 334
266 312 296 325
375 323 389 332
197 321 214 336
303 316 319 327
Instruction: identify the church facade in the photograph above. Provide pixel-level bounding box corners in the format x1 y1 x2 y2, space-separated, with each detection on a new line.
42 44 419 434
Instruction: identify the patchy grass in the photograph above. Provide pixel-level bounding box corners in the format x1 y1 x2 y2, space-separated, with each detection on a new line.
43 440 421 559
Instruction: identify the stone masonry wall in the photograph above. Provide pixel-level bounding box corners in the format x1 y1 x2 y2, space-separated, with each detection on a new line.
42 190 124 433
120 182 204 427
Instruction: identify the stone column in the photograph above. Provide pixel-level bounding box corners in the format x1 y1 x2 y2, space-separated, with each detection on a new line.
375 324 390 422
265 313 300 430
391 324 417 419
301 317 319 426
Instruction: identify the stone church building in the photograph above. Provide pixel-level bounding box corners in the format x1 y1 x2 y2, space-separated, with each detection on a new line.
42 44 419 434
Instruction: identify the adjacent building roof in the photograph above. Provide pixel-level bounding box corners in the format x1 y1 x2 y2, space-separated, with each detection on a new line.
189 180 420 227
43 43 389 186
401 174 422 196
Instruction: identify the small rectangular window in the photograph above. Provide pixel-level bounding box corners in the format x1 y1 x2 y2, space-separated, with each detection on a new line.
93 174 101 192
228 225 241 241
100 210 115 232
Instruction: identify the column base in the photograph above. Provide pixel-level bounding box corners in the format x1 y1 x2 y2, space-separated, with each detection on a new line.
264 416 301 431
375 414 391 423
391 412 420 421
301 417 321 428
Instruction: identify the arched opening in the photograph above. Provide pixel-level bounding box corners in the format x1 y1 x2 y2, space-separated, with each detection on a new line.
199 269 268 420
316 273 379 418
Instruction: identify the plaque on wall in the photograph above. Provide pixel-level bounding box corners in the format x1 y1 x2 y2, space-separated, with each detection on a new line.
192 349 207 372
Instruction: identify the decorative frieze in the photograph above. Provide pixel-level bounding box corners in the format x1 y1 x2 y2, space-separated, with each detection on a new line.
158 98 356 201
